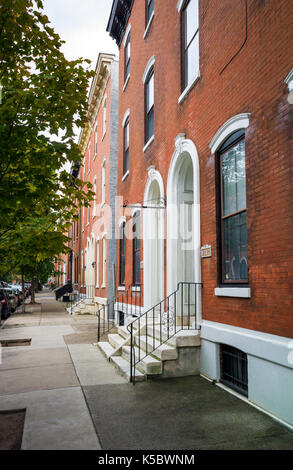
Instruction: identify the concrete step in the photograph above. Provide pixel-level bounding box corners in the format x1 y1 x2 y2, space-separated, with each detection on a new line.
146 325 201 347
121 346 162 375
110 356 145 382
138 335 178 361
108 333 125 349
97 341 115 359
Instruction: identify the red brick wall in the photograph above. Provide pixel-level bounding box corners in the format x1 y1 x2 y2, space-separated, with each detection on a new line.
79 74 113 300
116 0 293 338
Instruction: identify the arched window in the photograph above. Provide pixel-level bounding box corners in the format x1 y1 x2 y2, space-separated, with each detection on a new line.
132 212 141 286
218 130 248 283
145 67 154 143
119 222 126 286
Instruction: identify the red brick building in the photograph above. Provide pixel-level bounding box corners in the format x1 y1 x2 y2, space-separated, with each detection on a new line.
71 53 119 312
105 0 293 425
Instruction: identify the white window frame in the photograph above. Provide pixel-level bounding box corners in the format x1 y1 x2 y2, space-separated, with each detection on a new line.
96 238 100 288
102 96 107 138
101 158 106 207
101 234 107 288
94 123 98 157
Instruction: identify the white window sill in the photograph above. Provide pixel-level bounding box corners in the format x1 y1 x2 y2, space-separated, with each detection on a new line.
214 287 251 298
178 73 200 104
123 74 130 92
102 131 106 141
101 284 106 289
100 201 105 208
132 286 141 292
121 170 129 182
143 11 154 39
95 285 99 289
118 286 126 291
143 135 155 153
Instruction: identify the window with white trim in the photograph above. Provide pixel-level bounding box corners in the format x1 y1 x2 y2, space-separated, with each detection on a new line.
88 141 91 172
96 240 99 287
145 67 154 143
102 236 107 287
123 117 129 175
101 159 106 205
181 0 199 91
93 177 97 217
146 0 154 27
124 32 130 83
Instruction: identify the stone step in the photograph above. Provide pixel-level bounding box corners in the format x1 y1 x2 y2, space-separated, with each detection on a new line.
146 325 201 347
137 335 178 361
108 333 125 349
121 346 162 375
110 356 145 382
97 341 116 359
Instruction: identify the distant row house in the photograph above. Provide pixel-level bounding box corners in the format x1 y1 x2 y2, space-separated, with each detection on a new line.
62 0 293 427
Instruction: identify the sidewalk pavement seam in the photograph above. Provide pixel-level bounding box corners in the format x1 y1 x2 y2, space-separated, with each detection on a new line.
66 342 104 450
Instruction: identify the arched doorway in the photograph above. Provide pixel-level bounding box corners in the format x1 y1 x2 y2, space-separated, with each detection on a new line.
167 136 201 326
143 167 165 309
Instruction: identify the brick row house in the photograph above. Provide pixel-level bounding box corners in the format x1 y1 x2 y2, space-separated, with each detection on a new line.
69 53 119 314
97 0 292 426
64 0 293 427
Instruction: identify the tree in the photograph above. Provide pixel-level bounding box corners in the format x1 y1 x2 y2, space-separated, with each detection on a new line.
0 0 94 240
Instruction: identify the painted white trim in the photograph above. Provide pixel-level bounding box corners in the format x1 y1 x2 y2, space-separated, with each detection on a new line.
177 0 185 12
143 135 155 153
142 56 155 84
118 216 126 228
143 167 165 310
209 113 250 154
123 74 130 92
285 68 293 92
131 204 141 218
121 170 129 182
143 10 154 39
201 320 293 370
178 72 200 104
117 286 126 291
167 135 202 328
132 286 141 292
123 23 131 47
122 109 130 128
214 287 251 298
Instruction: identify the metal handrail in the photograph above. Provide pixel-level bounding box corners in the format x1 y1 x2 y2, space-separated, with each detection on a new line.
127 282 202 384
97 283 143 342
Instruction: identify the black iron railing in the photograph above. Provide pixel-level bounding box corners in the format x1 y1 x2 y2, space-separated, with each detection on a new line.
55 281 73 300
68 284 95 314
127 282 202 384
97 284 143 342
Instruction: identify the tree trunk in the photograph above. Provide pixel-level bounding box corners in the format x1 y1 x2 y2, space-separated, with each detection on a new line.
30 277 36 304
21 269 25 314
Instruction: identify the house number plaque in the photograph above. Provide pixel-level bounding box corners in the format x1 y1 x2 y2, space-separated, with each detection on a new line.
201 245 212 258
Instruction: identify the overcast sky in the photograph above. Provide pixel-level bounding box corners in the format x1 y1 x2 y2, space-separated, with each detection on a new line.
42 0 118 68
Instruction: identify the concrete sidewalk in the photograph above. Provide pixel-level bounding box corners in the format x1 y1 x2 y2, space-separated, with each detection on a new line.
0 289 125 450
0 289 292 450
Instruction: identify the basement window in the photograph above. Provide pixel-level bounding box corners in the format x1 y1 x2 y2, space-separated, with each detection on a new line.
220 344 248 396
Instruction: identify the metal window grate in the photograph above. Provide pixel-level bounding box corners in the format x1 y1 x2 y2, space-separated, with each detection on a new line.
221 344 248 396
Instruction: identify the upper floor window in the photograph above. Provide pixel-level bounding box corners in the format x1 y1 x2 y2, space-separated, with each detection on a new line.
93 177 97 217
146 0 154 27
218 130 248 284
124 32 131 83
133 212 141 286
145 67 154 143
181 0 199 91
123 117 130 175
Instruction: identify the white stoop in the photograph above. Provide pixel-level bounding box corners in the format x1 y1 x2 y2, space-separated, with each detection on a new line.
97 317 201 382
66 299 96 315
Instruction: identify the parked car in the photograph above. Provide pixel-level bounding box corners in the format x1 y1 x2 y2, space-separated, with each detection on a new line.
0 289 11 320
8 285 23 305
3 288 18 312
